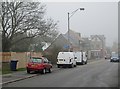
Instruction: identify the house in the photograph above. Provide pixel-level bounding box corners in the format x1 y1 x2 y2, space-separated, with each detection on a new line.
43 30 83 64
45 30 83 53
63 30 82 51
90 35 106 58
44 34 70 55
81 37 91 51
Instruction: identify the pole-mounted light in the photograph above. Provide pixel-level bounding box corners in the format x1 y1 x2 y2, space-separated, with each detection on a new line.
68 8 85 52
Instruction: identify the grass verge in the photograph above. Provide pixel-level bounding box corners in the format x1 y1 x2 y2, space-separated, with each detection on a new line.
2 62 26 75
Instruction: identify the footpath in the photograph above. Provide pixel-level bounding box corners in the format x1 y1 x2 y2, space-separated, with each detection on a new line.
2 65 58 85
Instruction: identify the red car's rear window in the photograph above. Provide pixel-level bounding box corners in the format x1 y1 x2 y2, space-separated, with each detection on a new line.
30 57 43 63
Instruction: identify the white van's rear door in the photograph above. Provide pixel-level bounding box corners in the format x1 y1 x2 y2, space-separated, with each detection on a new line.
74 52 82 62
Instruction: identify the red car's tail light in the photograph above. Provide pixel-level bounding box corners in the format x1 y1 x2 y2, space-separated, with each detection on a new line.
27 63 31 67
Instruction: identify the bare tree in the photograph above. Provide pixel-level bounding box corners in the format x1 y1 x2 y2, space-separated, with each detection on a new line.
0 2 58 52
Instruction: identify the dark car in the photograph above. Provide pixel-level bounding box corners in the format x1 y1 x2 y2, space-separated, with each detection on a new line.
26 57 52 74
110 56 119 62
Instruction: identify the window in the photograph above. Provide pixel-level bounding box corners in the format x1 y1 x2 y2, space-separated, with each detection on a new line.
43 57 49 63
30 57 42 63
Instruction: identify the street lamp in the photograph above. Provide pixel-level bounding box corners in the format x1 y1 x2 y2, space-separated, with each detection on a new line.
68 8 85 52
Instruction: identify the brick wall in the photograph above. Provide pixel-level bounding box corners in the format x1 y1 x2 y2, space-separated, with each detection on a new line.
1 52 42 69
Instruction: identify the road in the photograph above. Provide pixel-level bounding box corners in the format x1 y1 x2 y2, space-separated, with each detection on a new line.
3 59 118 87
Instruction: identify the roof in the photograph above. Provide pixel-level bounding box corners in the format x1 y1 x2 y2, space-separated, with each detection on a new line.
44 30 82 51
62 30 82 47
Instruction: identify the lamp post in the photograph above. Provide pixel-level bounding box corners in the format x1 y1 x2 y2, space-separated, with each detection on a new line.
68 8 85 52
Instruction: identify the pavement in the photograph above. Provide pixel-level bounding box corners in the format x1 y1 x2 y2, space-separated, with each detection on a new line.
1 58 101 86
2 71 38 85
1 65 59 85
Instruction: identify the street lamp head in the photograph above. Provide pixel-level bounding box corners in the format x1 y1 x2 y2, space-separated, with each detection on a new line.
80 8 85 10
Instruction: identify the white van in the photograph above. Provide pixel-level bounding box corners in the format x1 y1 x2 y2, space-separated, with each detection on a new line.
57 52 77 68
73 52 87 65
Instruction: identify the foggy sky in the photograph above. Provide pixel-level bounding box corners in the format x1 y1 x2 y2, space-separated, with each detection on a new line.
44 2 118 47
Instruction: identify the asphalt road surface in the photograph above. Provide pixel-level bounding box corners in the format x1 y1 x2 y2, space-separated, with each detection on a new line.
3 59 118 87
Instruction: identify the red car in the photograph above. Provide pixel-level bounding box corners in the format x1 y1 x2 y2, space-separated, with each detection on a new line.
26 57 52 74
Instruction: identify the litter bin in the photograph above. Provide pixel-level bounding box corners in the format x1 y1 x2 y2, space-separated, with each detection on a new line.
10 60 18 71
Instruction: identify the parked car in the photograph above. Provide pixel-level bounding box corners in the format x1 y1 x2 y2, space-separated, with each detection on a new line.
105 54 111 59
26 57 52 74
57 52 77 68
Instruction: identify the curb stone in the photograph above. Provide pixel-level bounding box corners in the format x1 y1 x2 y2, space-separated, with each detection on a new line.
2 74 38 85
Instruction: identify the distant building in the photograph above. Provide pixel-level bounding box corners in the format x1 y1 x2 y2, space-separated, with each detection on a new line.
63 30 82 51
44 31 107 60
43 34 71 64
81 37 91 51
43 30 83 63
44 34 70 54
90 35 106 58
45 30 83 53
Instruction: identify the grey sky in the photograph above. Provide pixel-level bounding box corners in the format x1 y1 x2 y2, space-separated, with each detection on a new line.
44 2 118 47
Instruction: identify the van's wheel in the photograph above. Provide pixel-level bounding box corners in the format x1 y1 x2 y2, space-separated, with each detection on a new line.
74 64 77 67
70 64 74 68
27 69 30 74
75 62 77 67
41 69 46 74
48 68 52 73
57 65 60 68
82 60 85 65
85 61 87 64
